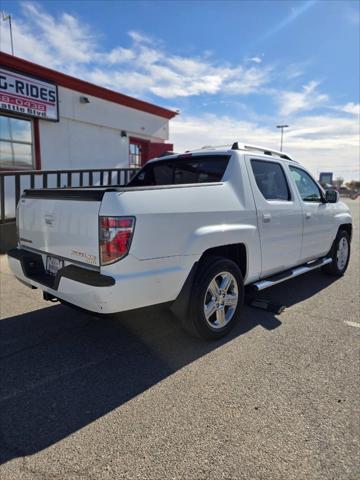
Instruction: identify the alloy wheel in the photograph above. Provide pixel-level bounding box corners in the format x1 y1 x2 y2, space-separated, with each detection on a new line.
203 271 239 329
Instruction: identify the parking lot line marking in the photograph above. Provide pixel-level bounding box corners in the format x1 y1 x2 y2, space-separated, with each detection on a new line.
344 321 360 328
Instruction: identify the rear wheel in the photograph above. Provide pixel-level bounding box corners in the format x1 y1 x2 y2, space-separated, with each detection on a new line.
323 230 351 276
183 256 244 340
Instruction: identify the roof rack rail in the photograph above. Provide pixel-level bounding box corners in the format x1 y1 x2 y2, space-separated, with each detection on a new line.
185 145 231 152
231 142 294 161
184 142 296 162
158 151 178 157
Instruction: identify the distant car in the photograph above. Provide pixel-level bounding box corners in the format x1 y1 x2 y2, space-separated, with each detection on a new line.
338 186 352 197
8 142 353 340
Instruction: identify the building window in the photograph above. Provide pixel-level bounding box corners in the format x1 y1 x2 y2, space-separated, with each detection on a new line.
129 142 142 168
0 115 34 170
129 138 149 168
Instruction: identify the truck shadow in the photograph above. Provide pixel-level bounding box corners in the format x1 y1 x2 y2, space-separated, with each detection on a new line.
0 270 337 464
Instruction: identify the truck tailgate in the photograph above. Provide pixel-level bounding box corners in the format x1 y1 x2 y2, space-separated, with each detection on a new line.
17 189 109 267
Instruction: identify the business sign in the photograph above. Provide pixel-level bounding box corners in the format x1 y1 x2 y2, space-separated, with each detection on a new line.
319 172 333 186
0 68 59 121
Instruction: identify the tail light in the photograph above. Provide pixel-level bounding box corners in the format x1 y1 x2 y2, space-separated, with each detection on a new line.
99 216 135 265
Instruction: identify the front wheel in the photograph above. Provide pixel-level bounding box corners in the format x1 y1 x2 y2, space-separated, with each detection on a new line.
183 256 244 340
323 230 351 276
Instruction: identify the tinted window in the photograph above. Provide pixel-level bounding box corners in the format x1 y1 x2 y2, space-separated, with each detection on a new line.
128 155 230 186
289 166 322 202
251 160 290 201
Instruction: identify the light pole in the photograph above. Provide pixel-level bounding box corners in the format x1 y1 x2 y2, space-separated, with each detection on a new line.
276 124 289 152
1 12 14 55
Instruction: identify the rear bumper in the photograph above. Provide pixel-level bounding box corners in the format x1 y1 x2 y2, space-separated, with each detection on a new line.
8 248 115 290
7 248 196 314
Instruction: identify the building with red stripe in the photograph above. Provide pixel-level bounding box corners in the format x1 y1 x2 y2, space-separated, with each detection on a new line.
0 52 177 171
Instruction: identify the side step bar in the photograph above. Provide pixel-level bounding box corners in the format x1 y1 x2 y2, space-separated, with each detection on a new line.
252 257 332 291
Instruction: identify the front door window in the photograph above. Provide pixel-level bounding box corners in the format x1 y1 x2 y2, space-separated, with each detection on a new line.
289 166 323 202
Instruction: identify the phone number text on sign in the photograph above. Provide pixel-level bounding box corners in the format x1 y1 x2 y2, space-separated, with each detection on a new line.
0 93 46 111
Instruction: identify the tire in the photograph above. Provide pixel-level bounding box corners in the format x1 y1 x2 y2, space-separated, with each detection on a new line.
182 256 244 340
323 230 351 277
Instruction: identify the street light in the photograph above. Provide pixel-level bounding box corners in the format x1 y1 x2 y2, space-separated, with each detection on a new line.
276 124 289 152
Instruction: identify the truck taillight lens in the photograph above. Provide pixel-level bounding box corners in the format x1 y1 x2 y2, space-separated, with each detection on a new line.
99 216 135 265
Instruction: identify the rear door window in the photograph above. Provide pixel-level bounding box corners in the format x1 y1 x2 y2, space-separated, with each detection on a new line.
251 159 291 201
128 155 230 186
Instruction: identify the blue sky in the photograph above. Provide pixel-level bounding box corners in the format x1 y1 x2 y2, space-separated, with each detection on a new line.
0 1 359 179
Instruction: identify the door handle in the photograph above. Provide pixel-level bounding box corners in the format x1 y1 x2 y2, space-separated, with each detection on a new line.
263 213 272 223
305 212 312 219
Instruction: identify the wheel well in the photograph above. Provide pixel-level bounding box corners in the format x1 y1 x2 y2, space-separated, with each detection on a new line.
199 244 247 279
338 223 352 240
171 243 247 319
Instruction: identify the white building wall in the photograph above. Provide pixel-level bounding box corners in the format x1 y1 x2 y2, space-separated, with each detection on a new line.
39 86 170 170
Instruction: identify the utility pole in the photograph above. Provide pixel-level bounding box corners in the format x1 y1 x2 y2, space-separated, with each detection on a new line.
1 12 14 55
276 124 289 152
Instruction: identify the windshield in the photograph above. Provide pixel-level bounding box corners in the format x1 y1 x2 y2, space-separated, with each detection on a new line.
127 155 230 187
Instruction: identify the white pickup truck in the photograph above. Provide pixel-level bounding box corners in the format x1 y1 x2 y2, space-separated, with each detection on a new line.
8 143 352 339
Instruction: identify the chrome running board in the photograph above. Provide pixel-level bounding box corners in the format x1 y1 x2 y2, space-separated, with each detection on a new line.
252 257 332 291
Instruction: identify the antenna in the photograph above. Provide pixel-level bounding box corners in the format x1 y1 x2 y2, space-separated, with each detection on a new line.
1 11 14 55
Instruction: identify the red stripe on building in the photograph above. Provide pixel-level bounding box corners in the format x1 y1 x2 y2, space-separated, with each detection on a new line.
33 118 42 169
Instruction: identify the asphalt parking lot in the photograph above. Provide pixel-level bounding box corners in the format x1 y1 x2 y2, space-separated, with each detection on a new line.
0 199 359 480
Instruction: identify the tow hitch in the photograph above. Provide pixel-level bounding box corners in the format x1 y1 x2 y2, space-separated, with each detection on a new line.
43 292 59 303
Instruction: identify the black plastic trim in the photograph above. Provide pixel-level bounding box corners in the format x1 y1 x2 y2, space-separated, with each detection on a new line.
60 265 115 287
8 248 115 289
22 188 118 201
171 261 199 319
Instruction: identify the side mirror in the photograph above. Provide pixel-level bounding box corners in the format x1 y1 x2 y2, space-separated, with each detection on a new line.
325 189 339 203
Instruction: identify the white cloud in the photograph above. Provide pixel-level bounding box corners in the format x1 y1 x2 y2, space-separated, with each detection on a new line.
250 56 262 64
277 81 329 116
102 52 269 98
128 30 153 44
0 2 98 70
167 56 210 76
337 102 360 116
224 66 271 94
136 46 163 66
0 2 271 99
285 62 309 80
22 2 96 64
170 113 360 181
104 47 136 64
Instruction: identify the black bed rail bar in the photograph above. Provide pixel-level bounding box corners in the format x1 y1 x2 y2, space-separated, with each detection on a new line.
0 167 140 223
